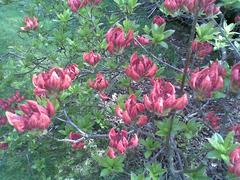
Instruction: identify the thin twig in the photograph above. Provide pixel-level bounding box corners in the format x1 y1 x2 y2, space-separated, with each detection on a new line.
135 38 183 73
63 109 87 136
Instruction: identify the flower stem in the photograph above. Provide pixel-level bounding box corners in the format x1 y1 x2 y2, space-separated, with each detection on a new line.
166 112 177 178
180 10 199 94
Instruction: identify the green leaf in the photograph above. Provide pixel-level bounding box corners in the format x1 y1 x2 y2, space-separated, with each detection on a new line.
128 0 138 10
212 91 226 99
131 172 145 180
196 22 219 42
163 29 175 39
146 163 165 179
220 154 229 164
224 131 234 150
207 150 222 160
185 167 209 180
159 41 168 49
183 120 203 140
144 151 152 158
143 25 150 34
100 168 111 176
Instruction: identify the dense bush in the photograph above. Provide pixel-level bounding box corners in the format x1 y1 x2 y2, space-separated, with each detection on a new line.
0 0 240 179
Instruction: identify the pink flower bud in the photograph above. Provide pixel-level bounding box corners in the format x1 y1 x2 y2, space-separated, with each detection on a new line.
0 142 8 150
83 51 101 66
115 106 123 118
108 128 138 156
173 94 188 110
106 27 133 54
98 92 110 101
33 67 73 96
154 98 164 114
107 147 116 159
205 112 220 130
125 53 158 81
229 147 240 177
231 124 240 140
64 64 80 80
6 111 27 132
20 16 38 31
0 116 7 126
88 73 109 91
28 113 51 130
144 95 153 111
116 94 146 125
134 35 150 46
153 16 166 26
189 61 226 99
235 15 240 23
20 103 32 115
201 75 212 92
231 63 240 93
192 40 213 58
69 132 84 150
117 140 126 154
199 0 220 15
68 0 81 12
122 111 132 125
164 0 182 12
129 134 139 148
6 100 54 132
184 0 197 12
144 78 187 115
46 101 55 117
137 115 148 127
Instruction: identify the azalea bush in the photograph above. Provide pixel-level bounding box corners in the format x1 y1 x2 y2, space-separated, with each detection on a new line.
1 0 240 179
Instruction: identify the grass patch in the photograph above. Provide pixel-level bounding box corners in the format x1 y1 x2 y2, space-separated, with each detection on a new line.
0 1 26 54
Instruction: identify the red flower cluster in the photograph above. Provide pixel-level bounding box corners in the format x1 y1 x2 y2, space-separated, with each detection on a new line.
106 27 133 54
164 0 219 15
0 142 8 150
20 17 38 31
164 0 183 12
189 61 226 99
0 91 25 127
107 128 138 158
205 112 220 129
153 16 166 26
231 63 240 93
229 147 240 177
88 73 109 91
83 51 101 66
192 40 213 58
200 0 220 15
68 0 101 12
6 100 55 132
231 124 240 140
69 132 84 150
235 15 240 23
144 78 188 115
0 91 24 111
0 117 7 126
115 94 148 126
134 35 150 46
64 64 80 80
32 65 79 96
125 53 158 81
88 73 109 100
186 0 220 15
